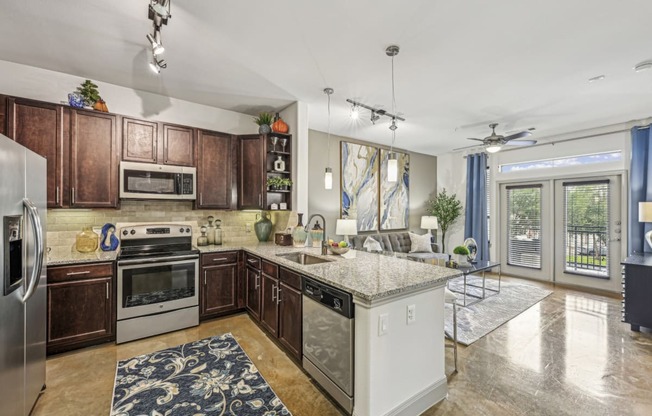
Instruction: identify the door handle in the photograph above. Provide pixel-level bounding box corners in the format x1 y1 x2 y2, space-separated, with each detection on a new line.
259 194 262 207
55 186 59 204
106 282 109 300
66 270 91 276
212 257 229 262
255 274 260 290
277 287 282 305
272 284 277 301
71 187 75 205
21 198 44 304
204 270 207 285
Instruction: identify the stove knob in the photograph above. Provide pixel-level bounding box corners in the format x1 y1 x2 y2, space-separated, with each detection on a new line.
130 229 136 235
122 230 128 236
185 227 191 233
180 228 185 233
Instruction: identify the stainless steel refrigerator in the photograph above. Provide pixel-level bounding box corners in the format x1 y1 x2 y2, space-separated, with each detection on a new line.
0 133 47 415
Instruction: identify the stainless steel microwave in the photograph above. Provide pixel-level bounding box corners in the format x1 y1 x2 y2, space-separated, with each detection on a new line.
119 161 196 200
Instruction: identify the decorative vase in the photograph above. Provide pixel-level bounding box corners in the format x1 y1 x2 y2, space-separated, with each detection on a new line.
67 92 84 108
259 124 272 134
99 223 119 251
310 220 324 248
274 156 285 172
292 213 308 247
464 237 478 262
254 211 273 242
197 226 208 247
93 98 109 112
271 113 289 133
214 219 222 245
76 226 99 253
456 254 469 266
206 216 216 245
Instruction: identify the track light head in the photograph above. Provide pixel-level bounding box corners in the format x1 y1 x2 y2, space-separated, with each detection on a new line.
350 104 360 120
370 111 380 124
389 118 398 131
149 55 167 74
150 0 171 19
146 32 165 55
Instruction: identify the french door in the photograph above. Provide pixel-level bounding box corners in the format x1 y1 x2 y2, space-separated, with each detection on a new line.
499 175 622 291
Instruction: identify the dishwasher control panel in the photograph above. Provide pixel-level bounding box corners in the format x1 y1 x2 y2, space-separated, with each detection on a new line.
303 277 354 319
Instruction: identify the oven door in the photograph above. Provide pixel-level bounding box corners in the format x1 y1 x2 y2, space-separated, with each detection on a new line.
117 255 199 320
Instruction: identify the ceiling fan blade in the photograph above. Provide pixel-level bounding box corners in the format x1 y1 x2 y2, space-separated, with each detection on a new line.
503 130 532 141
453 143 483 151
466 138 485 142
504 139 537 146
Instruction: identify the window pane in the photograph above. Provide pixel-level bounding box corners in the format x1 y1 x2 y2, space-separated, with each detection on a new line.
499 151 622 173
563 181 610 278
507 186 542 268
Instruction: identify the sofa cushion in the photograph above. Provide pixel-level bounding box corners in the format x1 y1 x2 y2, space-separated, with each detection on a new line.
363 236 383 252
350 234 393 252
408 232 434 253
389 233 412 253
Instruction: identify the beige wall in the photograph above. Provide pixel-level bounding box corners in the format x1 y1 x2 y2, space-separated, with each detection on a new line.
47 201 290 258
307 129 437 239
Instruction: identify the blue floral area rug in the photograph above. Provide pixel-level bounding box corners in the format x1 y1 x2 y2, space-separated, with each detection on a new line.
111 333 292 415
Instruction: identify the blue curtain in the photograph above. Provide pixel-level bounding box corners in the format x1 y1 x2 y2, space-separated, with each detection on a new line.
629 126 652 254
465 153 489 261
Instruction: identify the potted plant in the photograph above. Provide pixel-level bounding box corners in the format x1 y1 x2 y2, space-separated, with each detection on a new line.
279 178 293 190
254 112 274 134
426 189 463 253
266 177 283 190
76 79 101 107
453 245 470 266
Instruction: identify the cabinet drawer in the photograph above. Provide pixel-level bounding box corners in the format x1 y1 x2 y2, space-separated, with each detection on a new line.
261 260 278 278
201 251 238 266
245 253 261 270
48 263 114 283
279 267 302 291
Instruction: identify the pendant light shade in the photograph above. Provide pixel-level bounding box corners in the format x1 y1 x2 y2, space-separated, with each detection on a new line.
387 153 398 182
486 145 502 153
324 167 333 190
323 87 334 190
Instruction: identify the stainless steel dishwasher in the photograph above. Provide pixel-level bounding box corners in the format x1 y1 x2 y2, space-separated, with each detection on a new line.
302 277 354 413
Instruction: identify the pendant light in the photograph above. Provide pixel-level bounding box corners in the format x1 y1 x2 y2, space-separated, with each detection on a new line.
386 45 400 183
324 87 334 190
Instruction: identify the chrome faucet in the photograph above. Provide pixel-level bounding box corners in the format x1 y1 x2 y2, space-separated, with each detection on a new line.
305 214 328 255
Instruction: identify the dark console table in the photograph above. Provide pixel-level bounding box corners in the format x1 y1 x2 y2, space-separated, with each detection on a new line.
621 253 652 331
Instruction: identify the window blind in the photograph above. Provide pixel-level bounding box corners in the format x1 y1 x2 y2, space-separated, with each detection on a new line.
506 186 542 269
562 180 610 278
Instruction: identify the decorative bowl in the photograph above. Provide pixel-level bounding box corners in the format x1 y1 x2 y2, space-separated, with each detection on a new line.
328 245 350 255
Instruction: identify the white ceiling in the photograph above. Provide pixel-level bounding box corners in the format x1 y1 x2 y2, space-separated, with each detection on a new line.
2 0 652 155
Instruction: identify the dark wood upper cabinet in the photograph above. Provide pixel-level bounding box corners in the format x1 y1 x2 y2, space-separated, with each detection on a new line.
6 97 65 207
122 117 158 163
238 135 264 209
196 130 232 209
122 120 194 167
70 110 119 208
162 124 194 166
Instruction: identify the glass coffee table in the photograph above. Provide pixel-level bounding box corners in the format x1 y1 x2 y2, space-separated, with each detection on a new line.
446 260 501 307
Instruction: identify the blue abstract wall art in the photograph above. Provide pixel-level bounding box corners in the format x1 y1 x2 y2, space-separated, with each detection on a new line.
380 149 410 230
341 142 379 232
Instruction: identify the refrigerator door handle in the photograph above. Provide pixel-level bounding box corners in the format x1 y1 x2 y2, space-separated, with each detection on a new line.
22 198 44 303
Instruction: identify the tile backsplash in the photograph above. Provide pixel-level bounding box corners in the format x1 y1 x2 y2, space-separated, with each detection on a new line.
47 201 291 258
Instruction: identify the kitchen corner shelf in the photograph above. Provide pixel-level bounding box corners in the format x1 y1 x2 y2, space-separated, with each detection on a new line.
267 150 290 156
267 170 290 174
267 189 291 193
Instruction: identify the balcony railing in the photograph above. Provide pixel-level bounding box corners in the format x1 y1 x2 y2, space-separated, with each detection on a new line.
565 224 608 276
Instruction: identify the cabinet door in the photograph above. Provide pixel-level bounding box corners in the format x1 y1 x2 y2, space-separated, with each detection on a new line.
197 130 232 209
278 282 302 360
260 273 279 336
47 276 113 352
70 110 119 207
246 266 261 321
238 135 264 209
6 98 64 207
201 264 238 318
122 117 157 163
162 124 194 166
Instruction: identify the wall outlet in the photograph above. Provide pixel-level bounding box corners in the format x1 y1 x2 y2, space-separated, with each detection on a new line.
245 223 251 233
407 304 416 325
378 313 389 336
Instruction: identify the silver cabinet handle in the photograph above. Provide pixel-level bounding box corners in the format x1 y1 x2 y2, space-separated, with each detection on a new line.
247 258 258 265
21 198 44 304
66 270 91 276
272 284 277 301
255 274 260 290
259 193 262 207
71 187 75 205
106 282 109 300
277 287 282 305
213 257 229 262
55 186 59 204
204 270 207 285
200 193 203 205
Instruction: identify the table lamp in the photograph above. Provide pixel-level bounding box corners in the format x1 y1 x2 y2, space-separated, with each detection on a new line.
639 202 652 249
421 216 439 242
336 219 358 244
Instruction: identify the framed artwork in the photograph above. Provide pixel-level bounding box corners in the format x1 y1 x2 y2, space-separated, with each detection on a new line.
341 142 379 232
380 149 410 230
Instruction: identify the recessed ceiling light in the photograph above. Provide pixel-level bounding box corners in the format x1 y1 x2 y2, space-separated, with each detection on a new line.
634 60 652 72
588 75 605 82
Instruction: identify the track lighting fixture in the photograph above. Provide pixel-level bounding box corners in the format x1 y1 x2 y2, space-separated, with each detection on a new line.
350 104 360 120
149 54 167 73
146 30 164 55
346 99 404 124
370 111 380 124
149 0 171 20
324 88 334 190
386 45 401 183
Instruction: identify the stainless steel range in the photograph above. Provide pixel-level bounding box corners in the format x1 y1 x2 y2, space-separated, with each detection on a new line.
116 224 199 344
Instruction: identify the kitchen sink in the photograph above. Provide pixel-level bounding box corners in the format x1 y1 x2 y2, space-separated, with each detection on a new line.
276 252 333 265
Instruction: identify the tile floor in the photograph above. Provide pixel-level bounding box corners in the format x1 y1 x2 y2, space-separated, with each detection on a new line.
32 277 652 416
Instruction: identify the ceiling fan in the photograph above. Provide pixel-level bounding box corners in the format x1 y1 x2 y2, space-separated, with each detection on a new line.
455 123 537 153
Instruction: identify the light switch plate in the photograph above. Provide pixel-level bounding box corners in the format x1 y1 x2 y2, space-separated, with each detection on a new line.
378 313 389 336
407 304 416 324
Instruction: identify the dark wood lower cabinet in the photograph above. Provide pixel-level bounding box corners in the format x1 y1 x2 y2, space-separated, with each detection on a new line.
47 263 115 355
278 282 302 360
246 266 261 321
260 273 280 337
201 264 238 319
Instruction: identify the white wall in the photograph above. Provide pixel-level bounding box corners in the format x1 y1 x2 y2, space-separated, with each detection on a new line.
280 101 309 213
307 130 437 239
0 59 257 134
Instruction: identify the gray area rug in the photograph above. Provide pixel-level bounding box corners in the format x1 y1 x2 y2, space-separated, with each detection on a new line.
445 275 553 346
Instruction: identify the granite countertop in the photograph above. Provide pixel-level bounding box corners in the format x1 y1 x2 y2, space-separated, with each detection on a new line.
47 250 118 266
50 243 461 304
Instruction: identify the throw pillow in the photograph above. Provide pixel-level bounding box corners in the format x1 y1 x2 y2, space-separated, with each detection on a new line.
409 232 434 253
363 236 383 252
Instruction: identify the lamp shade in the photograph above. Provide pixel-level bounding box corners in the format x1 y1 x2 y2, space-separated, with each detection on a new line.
336 219 358 236
639 202 652 222
420 216 439 230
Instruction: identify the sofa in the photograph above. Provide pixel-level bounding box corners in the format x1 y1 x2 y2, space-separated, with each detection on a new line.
349 232 448 263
